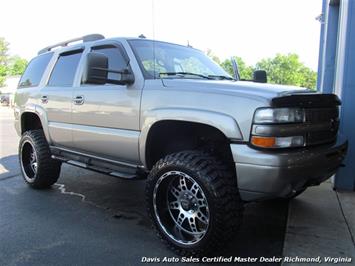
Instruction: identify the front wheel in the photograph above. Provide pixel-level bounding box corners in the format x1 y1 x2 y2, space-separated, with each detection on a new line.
19 130 61 189
145 151 244 256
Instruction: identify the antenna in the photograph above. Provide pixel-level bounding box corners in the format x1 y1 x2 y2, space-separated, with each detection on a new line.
152 0 156 78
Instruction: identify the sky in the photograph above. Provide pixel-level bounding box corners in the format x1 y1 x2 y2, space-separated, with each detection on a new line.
1 0 322 70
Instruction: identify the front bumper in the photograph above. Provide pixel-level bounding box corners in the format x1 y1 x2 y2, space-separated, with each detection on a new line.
231 135 348 201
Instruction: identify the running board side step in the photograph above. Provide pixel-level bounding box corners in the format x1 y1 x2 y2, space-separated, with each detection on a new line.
50 148 147 180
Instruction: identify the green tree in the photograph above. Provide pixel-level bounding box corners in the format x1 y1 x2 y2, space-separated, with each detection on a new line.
256 53 317 89
0 37 28 87
0 37 9 87
206 50 254 80
8 56 28 76
220 56 254 80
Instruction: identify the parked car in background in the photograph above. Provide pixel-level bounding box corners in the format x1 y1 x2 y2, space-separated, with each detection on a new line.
1 94 10 106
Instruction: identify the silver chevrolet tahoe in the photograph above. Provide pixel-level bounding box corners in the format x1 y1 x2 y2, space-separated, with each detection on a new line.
14 34 348 255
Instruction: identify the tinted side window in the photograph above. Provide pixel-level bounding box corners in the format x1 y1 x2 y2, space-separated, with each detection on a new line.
92 46 127 81
18 53 53 88
48 50 83 86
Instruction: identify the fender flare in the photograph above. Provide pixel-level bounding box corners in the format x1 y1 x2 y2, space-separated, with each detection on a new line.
139 108 243 168
20 104 52 144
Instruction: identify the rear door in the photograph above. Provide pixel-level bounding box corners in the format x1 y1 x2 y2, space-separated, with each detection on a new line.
40 49 84 147
71 41 142 164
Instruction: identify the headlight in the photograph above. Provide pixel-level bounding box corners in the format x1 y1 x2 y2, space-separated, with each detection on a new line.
254 108 305 124
251 107 306 148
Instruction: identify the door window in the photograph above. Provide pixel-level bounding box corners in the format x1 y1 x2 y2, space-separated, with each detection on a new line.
48 50 83 86
91 45 128 82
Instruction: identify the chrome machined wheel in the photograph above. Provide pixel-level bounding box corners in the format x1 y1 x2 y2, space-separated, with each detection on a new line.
20 140 38 182
153 171 210 245
19 130 61 188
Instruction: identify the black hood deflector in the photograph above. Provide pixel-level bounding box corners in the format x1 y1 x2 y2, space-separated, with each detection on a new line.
271 93 341 108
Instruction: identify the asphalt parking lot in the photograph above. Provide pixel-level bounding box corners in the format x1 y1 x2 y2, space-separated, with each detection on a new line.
0 106 289 266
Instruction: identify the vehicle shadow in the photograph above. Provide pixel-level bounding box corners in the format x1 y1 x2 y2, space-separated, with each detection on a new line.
58 164 289 264
2 157 288 265
222 199 288 259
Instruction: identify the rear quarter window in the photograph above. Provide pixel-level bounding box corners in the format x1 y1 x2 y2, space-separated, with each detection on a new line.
18 53 53 88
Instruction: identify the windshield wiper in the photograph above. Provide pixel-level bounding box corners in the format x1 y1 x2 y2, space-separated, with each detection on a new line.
159 72 213 79
207 75 235 80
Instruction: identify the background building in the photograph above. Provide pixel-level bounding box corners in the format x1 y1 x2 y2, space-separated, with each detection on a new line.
318 0 355 190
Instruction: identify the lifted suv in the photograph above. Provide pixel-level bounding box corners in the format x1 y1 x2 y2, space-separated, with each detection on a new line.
14 34 347 255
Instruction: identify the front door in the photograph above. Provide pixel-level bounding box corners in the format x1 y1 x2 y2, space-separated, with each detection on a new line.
71 42 142 164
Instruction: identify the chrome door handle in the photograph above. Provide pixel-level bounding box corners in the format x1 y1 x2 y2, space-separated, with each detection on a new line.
41 95 48 104
73 95 84 105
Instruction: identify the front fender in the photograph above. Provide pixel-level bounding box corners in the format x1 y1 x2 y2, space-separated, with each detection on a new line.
139 107 243 167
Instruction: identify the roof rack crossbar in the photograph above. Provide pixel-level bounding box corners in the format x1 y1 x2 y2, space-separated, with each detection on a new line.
38 34 105 55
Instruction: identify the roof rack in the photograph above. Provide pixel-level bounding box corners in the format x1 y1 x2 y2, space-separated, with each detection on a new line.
38 34 105 55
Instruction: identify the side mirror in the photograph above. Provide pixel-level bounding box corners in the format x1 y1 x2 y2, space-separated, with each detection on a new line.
82 52 108 85
82 52 134 85
253 70 267 83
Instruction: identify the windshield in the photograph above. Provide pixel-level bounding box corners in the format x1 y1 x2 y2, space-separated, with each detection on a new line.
129 40 232 80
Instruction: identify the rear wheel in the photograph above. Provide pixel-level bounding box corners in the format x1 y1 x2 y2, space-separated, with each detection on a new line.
145 151 243 255
19 130 61 189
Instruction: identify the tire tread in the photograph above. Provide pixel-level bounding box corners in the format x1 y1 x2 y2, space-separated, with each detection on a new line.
19 130 61 189
146 150 244 256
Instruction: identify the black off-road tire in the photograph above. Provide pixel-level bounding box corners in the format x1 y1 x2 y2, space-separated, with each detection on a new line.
19 129 61 189
145 151 244 256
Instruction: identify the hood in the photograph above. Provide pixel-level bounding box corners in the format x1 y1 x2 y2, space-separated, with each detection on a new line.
161 79 312 101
